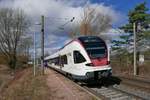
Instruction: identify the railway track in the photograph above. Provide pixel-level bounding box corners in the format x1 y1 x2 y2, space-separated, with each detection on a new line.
84 86 140 100
80 84 149 100
114 75 150 91
76 76 150 100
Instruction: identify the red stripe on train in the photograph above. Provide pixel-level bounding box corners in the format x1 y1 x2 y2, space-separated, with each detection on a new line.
91 58 108 66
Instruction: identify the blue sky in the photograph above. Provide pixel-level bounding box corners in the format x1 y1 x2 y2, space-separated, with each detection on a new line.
91 0 150 13
91 0 150 26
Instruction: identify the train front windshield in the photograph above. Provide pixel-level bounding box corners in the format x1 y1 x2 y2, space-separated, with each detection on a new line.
78 36 107 59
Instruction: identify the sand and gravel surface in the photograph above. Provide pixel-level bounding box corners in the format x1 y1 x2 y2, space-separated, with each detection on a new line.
0 66 99 100
46 68 98 100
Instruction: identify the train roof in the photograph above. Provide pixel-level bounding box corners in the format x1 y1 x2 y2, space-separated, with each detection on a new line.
78 36 104 43
60 36 104 49
45 36 105 60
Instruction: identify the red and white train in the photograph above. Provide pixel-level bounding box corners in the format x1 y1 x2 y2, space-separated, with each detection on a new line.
45 36 112 81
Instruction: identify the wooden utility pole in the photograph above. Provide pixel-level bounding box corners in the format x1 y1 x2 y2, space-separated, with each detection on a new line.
33 32 36 76
133 22 137 75
41 15 45 75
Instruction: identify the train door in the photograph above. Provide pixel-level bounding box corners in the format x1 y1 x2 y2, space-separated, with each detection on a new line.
60 55 68 68
67 52 73 65
59 55 63 69
61 54 70 73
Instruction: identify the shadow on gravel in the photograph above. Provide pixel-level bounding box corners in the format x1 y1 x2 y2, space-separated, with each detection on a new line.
84 76 122 88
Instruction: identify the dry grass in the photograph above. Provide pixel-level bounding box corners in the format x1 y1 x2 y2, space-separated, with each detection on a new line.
0 65 13 90
111 60 150 78
0 67 51 100
138 61 150 77
0 55 7 64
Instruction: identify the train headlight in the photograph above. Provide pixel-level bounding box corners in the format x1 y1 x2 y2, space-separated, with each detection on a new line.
85 63 94 66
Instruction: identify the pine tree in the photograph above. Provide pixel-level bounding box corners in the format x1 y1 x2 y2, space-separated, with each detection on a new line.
112 2 150 52
111 2 150 68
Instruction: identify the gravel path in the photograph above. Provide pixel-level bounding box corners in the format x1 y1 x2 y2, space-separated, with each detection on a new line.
46 68 97 100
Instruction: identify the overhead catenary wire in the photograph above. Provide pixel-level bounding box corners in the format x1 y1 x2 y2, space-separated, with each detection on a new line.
50 17 75 34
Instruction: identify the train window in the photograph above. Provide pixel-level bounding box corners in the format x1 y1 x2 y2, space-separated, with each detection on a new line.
61 55 67 64
53 57 59 65
64 55 67 64
49 59 52 64
73 51 86 63
78 36 107 59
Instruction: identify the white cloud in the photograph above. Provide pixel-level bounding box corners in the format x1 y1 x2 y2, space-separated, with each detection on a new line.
100 28 124 41
0 0 125 55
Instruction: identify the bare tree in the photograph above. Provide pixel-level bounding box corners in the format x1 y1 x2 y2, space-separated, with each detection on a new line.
70 4 113 37
18 36 33 60
18 36 32 55
0 8 29 70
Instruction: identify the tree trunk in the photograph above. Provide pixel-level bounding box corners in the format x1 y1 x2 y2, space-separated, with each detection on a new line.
8 54 17 72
